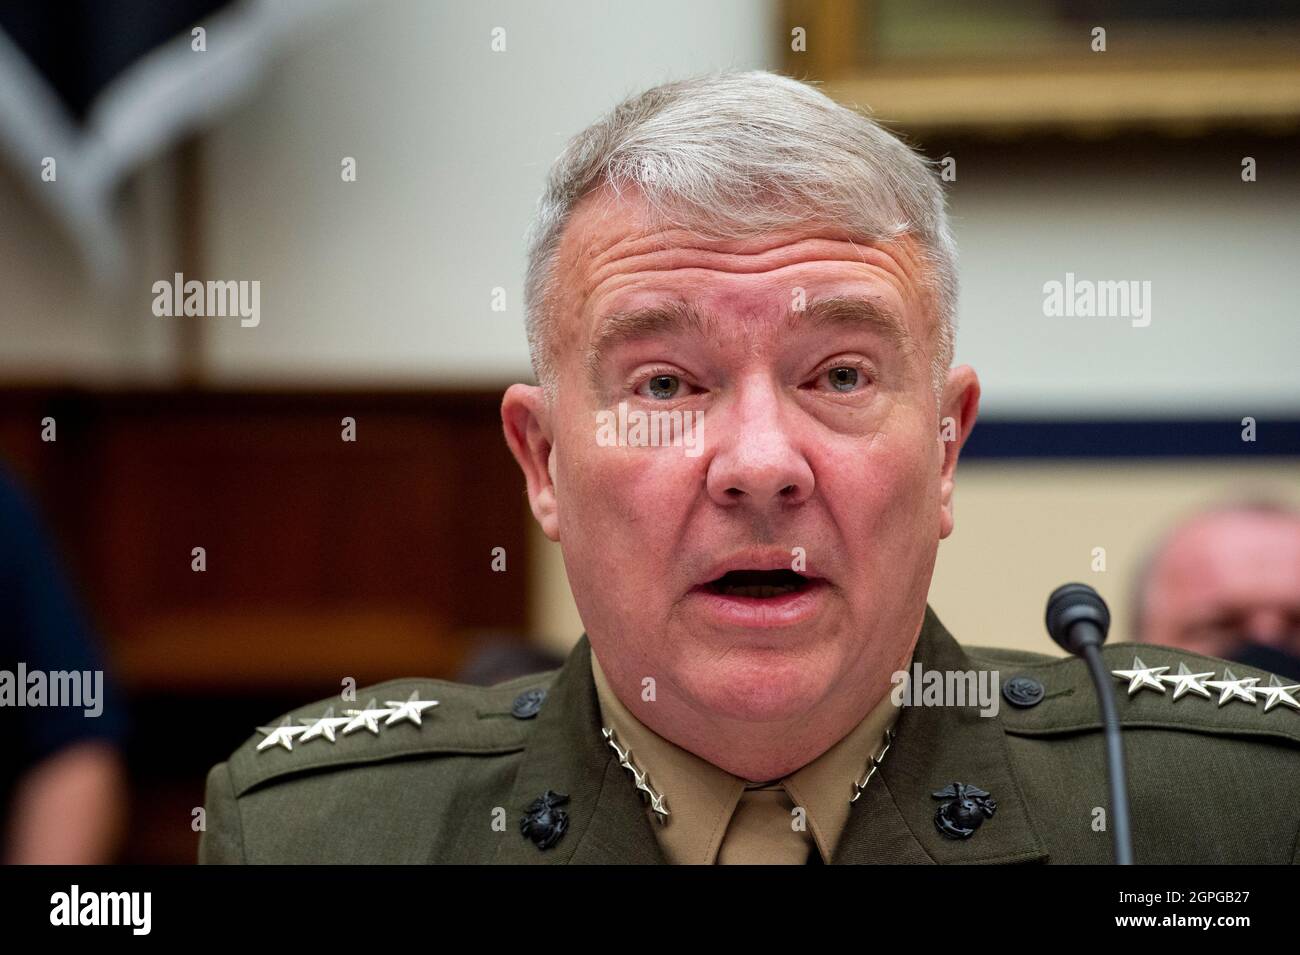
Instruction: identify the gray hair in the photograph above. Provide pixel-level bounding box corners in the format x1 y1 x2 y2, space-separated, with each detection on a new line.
523 69 958 402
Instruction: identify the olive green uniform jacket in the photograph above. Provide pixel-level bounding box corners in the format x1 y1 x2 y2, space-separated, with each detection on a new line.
199 607 1300 864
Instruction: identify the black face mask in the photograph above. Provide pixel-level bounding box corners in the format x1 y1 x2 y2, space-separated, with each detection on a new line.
1229 643 1300 683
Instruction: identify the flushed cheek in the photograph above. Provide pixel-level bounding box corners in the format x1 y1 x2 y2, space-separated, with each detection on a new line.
568 439 702 525
558 442 702 598
822 442 937 574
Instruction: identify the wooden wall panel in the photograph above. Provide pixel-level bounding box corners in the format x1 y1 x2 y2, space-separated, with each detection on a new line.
0 388 530 693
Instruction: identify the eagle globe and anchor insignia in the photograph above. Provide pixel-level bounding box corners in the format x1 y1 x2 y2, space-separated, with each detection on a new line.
932 782 998 839
520 790 571 850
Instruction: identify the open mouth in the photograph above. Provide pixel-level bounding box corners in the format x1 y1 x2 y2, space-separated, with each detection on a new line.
704 569 814 599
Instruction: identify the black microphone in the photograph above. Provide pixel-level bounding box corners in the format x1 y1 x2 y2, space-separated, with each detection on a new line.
1045 582 1134 865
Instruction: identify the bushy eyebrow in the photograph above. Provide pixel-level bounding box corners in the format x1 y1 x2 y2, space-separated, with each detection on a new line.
584 301 712 387
801 295 915 358
583 295 915 390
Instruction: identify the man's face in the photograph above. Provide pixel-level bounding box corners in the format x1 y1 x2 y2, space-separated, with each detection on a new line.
504 186 978 757
1142 512 1300 660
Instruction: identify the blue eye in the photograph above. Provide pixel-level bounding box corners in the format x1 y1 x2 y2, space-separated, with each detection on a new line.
646 374 680 399
826 367 859 391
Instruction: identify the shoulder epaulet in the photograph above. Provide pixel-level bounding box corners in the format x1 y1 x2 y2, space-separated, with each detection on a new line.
225 670 559 797
961 644 1058 668
965 642 1300 748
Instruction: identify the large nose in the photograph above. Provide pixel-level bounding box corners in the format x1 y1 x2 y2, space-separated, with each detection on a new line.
705 376 814 509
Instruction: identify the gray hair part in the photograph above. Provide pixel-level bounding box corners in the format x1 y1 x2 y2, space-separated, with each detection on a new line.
523 69 958 403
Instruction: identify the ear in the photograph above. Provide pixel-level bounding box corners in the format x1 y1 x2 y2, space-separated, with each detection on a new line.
937 365 980 540
502 383 560 541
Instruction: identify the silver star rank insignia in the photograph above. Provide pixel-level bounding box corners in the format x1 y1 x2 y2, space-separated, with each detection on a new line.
383 691 440 726
256 691 439 755
1159 662 1215 701
1112 656 1169 696
1254 674 1300 713
297 706 352 744
1202 667 1260 707
256 718 309 752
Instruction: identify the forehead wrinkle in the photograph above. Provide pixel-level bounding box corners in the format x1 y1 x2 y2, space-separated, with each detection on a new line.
583 293 921 391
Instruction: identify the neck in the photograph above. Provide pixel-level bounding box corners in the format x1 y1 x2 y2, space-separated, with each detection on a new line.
634 673 897 781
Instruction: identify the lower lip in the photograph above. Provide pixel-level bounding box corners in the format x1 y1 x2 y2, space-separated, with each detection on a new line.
685 579 831 629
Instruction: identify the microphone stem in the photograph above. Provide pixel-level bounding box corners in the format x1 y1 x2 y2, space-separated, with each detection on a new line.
1081 642 1134 864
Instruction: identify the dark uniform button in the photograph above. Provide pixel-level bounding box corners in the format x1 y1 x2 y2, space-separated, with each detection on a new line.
511 688 547 719
932 782 997 839
1002 675 1045 708
520 790 570 850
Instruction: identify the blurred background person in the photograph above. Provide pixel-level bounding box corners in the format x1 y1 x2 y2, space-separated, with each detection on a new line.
1 466 128 864
1133 499 1300 680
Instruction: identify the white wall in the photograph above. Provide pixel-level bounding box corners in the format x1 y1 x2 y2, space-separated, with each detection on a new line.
198 0 779 384
948 145 1300 416
2 0 1296 419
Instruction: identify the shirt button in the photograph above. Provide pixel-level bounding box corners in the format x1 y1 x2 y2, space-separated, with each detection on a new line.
511 688 547 719
1002 675 1045 708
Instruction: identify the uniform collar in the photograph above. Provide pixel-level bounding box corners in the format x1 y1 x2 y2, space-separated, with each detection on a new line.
490 628 666 864
590 649 900 863
834 605 1049 864
491 605 1048 865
